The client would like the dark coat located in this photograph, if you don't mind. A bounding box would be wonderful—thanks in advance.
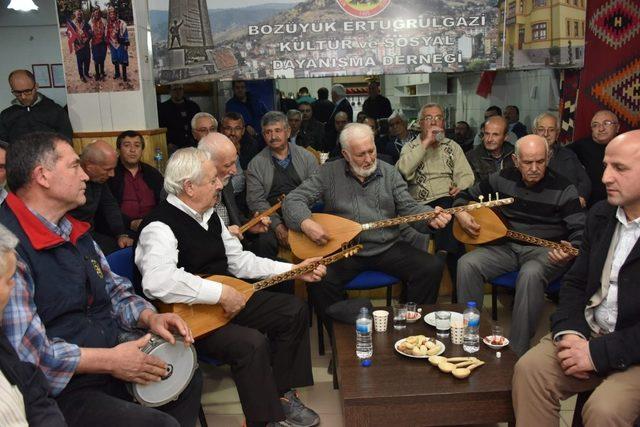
[69,180,125,237]
[511,121,528,138]
[551,201,640,375]
[221,182,246,227]
[107,161,164,227]
[465,143,515,182]
[0,95,73,144]
[311,99,334,124]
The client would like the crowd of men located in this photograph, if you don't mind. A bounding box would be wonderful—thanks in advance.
[0,67,637,427]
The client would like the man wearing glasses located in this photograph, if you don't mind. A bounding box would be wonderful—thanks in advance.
[568,110,620,207]
[0,70,72,144]
[534,112,591,208]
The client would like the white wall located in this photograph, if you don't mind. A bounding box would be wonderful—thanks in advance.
[0,0,67,108]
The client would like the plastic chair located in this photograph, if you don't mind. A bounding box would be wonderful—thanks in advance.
[106,247,209,427]
[490,271,563,321]
[314,271,399,356]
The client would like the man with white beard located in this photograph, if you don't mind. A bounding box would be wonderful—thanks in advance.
[0,140,7,204]
[283,123,452,332]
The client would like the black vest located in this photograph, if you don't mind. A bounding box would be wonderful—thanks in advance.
[268,159,302,205]
[139,200,228,276]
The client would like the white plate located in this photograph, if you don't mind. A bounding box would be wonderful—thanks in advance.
[483,335,509,350]
[394,338,445,359]
[424,311,463,327]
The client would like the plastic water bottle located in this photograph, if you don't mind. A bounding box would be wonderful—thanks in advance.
[355,307,373,359]
[154,147,164,172]
[463,301,480,353]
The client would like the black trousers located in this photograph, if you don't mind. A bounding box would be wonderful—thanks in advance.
[309,241,445,332]
[195,291,313,423]
[55,370,203,427]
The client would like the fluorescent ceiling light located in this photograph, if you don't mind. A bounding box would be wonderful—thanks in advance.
[7,0,39,12]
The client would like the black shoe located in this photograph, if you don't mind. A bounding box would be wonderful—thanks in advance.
[280,391,320,427]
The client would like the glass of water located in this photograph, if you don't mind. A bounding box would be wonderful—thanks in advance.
[393,303,407,330]
[435,311,451,339]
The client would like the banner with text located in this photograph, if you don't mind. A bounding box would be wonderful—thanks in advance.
[150,0,500,83]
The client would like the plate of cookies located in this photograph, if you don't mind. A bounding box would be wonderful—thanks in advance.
[394,335,445,358]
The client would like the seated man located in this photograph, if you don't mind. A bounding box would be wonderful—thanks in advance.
[533,112,591,207]
[383,110,417,163]
[246,111,319,249]
[324,111,349,156]
[465,116,514,182]
[0,132,201,426]
[198,133,278,261]
[0,223,66,426]
[455,135,585,356]
[283,123,451,331]
[135,147,326,427]
[189,112,217,148]
[108,130,164,236]
[0,140,7,204]
[70,140,133,255]
[513,130,640,426]
[297,101,324,151]
[286,109,305,147]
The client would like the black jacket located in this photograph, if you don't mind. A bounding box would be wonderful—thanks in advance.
[107,161,164,228]
[0,94,73,144]
[69,180,125,237]
[221,182,246,227]
[551,201,640,375]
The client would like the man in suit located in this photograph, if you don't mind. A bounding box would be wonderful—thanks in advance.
[513,130,640,425]
[504,105,528,138]
[323,84,353,153]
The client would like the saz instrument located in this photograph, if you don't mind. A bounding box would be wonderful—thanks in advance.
[156,244,362,339]
[288,197,514,259]
[452,206,579,256]
[238,196,283,234]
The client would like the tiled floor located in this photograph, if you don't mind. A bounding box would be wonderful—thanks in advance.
[200,291,577,426]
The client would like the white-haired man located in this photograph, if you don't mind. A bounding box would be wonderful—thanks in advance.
[0,132,201,426]
[136,147,326,427]
[190,112,217,144]
[455,135,586,356]
[283,123,451,333]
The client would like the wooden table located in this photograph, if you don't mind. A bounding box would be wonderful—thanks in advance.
[333,304,517,426]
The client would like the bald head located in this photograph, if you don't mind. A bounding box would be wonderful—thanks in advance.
[9,69,38,107]
[603,130,640,218]
[513,135,549,187]
[198,132,238,184]
[81,140,118,183]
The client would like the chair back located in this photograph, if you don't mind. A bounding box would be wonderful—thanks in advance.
[106,247,142,295]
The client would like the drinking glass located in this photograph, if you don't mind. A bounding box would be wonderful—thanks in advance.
[393,304,407,330]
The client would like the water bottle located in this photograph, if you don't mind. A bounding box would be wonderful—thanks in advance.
[355,307,373,359]
[154,147,164,172]
[463,301,480,353]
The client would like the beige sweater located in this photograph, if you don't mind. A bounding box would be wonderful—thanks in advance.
[396,135,474,203]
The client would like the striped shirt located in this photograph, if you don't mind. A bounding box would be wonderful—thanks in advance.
[454,167,585,246]
[1,208,154,396]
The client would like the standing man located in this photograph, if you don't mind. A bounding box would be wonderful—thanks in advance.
[568,110,620,207]
[362,80,392,121]
[397,103,474,289]
[136,147,325,427]
[108,131,164,236]
[168,19,183,48]
[0,140,8,205]
[89,7,107,81]
[455,135,585,356]
[67,9,91,83]
[465,116,514,182]
[225,80,269,137]
[312,87,334,124]
[0,132,202,426]
[106,6,129,81]
[504,105,528,138]
[283,123,450,331]
[513,130,640,426]
[246,112,319,249]
[70,140,134,254]
[534,112,591,207]
[297,102,325,151]
[0,70,73,144]
[158,84,201,152]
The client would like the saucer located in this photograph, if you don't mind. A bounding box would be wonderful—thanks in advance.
[405,312,422,323]
[483,335,509,350]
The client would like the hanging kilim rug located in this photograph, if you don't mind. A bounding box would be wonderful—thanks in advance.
[574,0,640,141]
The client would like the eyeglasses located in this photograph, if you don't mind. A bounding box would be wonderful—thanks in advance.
[11,86,35,97]
[591,120,618,129]
[419,115,444,123]
[195,127,216,133]
[535,127,557,134]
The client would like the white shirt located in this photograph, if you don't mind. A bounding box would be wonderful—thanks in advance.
[594,207,640,333]
[0,371,28,426]
[135,194,292,305]
[0,188,7,205]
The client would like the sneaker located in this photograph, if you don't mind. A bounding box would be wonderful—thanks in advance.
[280,390,320,427]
